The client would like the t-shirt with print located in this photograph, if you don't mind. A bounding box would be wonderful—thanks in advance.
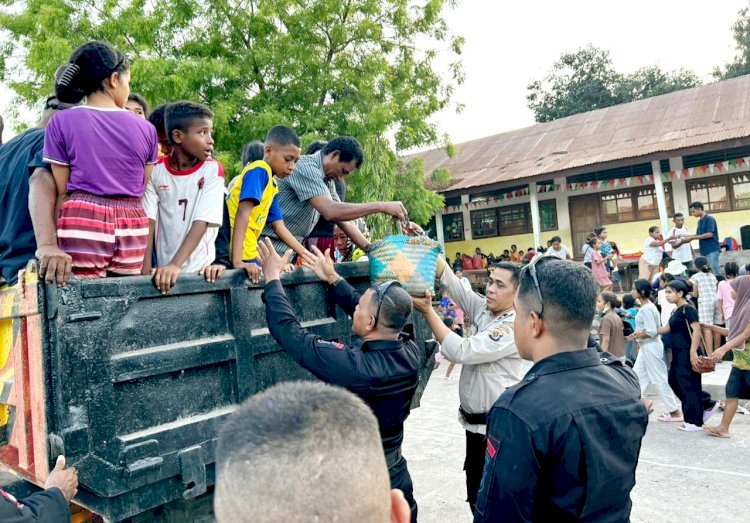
[0,128,50,285]
[696,214,720,255]
[142,157,225,272]
[226,160,283,261]
[262,152,340,254]
[733,339,750,371]
[43,106,158,198]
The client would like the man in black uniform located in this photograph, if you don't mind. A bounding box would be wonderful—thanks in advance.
[257,239,421,521]
[475,256,648,522]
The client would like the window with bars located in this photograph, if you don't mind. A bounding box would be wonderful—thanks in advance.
[599,184,674,224]
[470,209,499,238]
[687,173,750,212]
[539,200,558,231]
[442,213,465,242]
[498,204,531,235]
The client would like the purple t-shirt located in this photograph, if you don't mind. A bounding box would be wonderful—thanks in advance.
[43,106,158,198]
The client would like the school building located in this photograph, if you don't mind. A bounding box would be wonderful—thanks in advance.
[418,74,750,259]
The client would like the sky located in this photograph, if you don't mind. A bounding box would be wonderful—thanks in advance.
[428,0,750,145]
[0,1,748,145]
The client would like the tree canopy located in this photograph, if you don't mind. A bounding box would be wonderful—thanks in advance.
[714,7,750,80]
[527,45,701,123]
[0,0,463,233]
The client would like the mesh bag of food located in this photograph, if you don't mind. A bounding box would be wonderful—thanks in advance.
[368,235,442,296]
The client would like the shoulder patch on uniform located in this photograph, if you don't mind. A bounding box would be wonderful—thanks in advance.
[319,340,346,350]
[488,325,512,341]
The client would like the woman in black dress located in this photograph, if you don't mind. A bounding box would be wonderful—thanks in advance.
[657,280,719,432]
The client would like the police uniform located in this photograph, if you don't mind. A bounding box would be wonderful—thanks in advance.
[474,349,649,522]
[439,268,525,512]
[263,278,421,521]
[0,488,70,522]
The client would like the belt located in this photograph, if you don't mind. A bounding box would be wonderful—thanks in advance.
[459,406,487,426]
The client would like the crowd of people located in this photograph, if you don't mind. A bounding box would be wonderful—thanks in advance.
[0,39,413,294]
[1,38,749,523]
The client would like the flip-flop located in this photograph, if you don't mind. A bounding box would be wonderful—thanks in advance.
[657,413,683,422]
[704,426,730,438]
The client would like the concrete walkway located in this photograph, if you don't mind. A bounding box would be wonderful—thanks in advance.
[403,361,750,523]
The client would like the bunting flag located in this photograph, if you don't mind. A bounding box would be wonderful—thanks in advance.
[556,184,562,192]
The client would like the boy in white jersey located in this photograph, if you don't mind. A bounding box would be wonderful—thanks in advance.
[142,101,225,294]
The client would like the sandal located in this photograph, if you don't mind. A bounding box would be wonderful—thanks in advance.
[657,413,683,422]
[704,425,730,438]
[642,399,654,414]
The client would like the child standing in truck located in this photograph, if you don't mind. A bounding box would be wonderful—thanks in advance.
[141,102,225,294]
[43,41,158,278]
[227,126,311,282]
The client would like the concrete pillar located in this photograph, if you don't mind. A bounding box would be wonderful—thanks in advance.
[651,160,670,235]
[669,156,690,213]
[529,182,542,250]
[435,212,445,245]
[461,194,472,240]
[554,176,571,246]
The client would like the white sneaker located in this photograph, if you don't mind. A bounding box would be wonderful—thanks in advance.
[678,422,704,432]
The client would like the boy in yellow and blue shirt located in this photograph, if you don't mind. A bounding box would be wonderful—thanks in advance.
[227,126,310,281]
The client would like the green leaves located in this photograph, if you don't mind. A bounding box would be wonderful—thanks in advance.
[0,0,461,223]
[714,7,750,80]
[527,45,701,123]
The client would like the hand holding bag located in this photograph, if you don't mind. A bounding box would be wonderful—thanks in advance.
[685,314,715,374]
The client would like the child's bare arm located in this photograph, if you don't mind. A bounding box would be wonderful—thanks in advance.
[141,220,155,275]
[50,164,70,217]
[271,220,313,262]
[232,200,254,268]
[153,221,209,294]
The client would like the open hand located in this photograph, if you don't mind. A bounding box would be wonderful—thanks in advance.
[199,264,225,283]
[411,290,434,315]
[302,246,339,284]
[45,455,78,502]
[257,238,293,281]
[36,244,72,287]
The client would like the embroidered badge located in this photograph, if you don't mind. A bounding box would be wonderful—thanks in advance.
[487,325,511,341]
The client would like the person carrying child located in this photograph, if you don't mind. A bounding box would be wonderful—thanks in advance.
[141,101,225,294]
[227,126,312,282]
[43,41,158,279]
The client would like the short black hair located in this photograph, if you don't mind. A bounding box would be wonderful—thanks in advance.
[518,258,597,334]
[323,136,364,168]
[689,201,704,210]
[241,140,265,165]
[165,101,213,145]
[550,236,561,243]
[622,294,636,309]
[442,316,454,328]
[148,104,167,134]
[489,261,522,288]
[305,140,328,155]
[368,283,412,331]
[648,225,659,234]
[594,226,606,236]
[127,93,151,117]
[265,125,300,147]
[55,40,129,103]
[673,212,684,219]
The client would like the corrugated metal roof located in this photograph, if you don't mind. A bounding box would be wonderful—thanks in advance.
[414,75,750,193]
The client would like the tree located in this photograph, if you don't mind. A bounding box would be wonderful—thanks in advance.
[527,45,701,123]
[714,7,750,80]
[0,0,463,234]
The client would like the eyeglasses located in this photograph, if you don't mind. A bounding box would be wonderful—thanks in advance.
[373,280,402,327]
[521,255,554,317]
